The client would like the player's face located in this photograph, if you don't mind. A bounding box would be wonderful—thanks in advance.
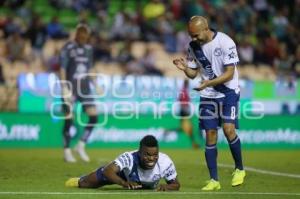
[188,26,209,45]
[139,146,159,170]
[76,29,89,45]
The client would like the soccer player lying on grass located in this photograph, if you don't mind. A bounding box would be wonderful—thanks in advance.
[65,135,180,191]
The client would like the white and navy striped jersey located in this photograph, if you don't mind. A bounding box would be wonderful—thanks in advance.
[113,150,177,189]
[187,31,240,98]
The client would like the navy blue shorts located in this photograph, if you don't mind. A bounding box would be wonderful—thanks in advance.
[199,91,239,131]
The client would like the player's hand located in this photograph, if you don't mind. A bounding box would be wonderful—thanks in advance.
[193,80,211,91]
[156,184,169,191]
[173,58,187,71]
[123,181,142,190]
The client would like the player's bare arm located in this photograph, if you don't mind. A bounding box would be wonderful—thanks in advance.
[157,178,180,191]
[103,162,142,190]
[173,58,198,79]
[194,65,235,91]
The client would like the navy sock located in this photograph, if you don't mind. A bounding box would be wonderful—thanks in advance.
[205,144,218,180]
[228,136,243,170]
[81,116,97,142]
[63,119,72,148]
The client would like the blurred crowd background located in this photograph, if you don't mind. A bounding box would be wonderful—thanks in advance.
[0,0,299,111]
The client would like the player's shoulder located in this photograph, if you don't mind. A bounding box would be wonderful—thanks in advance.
[158,152,174,166]
[216,32,236,45]
[118,150,138,162]
[114,150,137,170]
[119,150,136,158]
[216,31,231,40]
[61,41,76,51]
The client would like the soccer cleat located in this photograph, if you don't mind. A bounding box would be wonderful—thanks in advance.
[64,148,77,163]
[65,178,80,187]
[74,141,90,162]
[201,179,221,191]
[231,169,246,186]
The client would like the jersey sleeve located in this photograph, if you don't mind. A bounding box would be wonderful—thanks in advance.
[222,36,239,67]
[186,46,198,69]
[113,152,133,171]
[161,155,177,182]
[59,43,70,70]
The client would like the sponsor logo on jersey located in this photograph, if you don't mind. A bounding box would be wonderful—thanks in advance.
[214,48,222,56]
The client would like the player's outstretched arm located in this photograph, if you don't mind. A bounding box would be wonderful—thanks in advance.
[157,178,180,191]
[173,58,198,79]
[103,163,142,190]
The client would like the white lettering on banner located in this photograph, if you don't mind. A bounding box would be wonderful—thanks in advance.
[0,121,40,141]
[206,128,300,144]
[88,128,177,143]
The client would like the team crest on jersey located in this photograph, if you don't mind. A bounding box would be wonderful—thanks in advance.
[70,49,76,57]
[77,48,84,54]
[214,48,222,56]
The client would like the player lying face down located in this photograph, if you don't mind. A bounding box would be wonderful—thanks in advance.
[65,135,180,191]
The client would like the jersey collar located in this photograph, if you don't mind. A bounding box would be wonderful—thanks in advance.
[211,28,218,40]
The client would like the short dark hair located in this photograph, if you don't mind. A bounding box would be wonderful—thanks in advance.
[139,135,158,148]
[76,23,90,34]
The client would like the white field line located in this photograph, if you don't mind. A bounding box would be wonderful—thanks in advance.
[218,163,300,179]
[0,191,299,196]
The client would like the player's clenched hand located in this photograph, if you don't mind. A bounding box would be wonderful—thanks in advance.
[173,58,187,71]
[123,181,142,190]
[193,80,211,91]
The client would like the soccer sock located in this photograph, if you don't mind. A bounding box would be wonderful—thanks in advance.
[228,135,244,170]
[205,144,218,181]
[63,119,72,148]
[81,116,97,142]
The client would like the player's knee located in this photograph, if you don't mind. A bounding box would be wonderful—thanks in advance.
[86,106,97,116]
[206,130,217,145]
[223,124,236,139]
[78,177,98,188]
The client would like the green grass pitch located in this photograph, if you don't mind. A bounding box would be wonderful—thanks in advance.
[0,149,299,199]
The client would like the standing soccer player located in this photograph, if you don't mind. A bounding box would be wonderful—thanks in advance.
[173,16,245,190]
[59,24,98,163]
